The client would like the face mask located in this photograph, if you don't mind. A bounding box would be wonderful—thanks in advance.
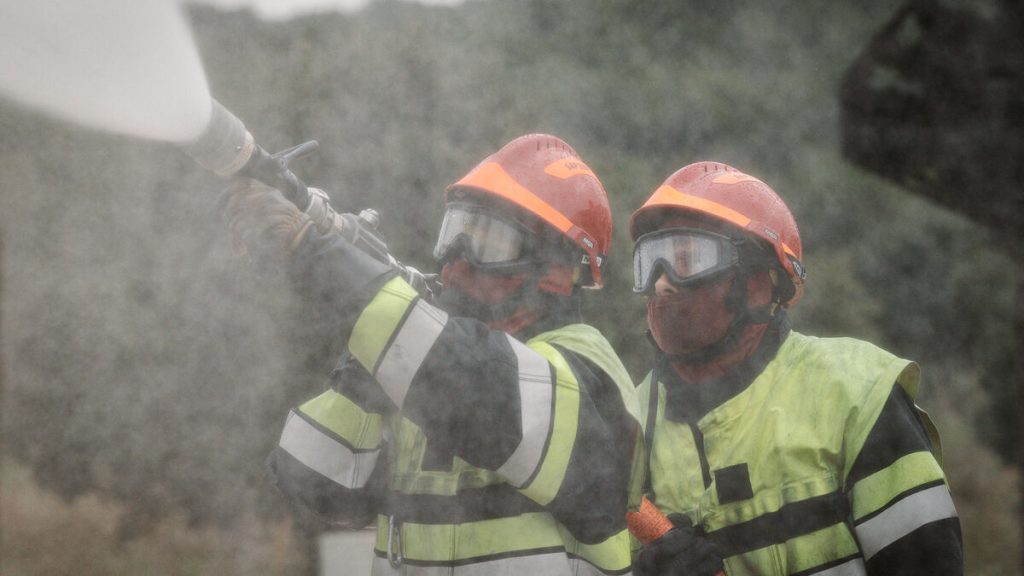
[647,273,737,356]
[438,259,526,322]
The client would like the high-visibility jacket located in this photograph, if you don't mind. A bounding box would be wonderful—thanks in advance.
[269,276,643,575]
[638,322,962,575]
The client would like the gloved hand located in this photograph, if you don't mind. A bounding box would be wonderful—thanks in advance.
[218,178,315,267]
[635,514,724,576]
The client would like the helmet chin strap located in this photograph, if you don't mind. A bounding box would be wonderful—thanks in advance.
[662,264,776,365]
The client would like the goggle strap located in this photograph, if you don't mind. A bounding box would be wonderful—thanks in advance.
[742,218,803,285]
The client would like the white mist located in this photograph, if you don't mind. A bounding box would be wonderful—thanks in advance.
[0,0,212,143]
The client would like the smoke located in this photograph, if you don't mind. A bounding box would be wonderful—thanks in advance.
[0,0,211,142]
[1,1,1020,573]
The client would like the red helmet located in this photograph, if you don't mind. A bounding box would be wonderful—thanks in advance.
[447,134,612,288]
[630,161,805,306]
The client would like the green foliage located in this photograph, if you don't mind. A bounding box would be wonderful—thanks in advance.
[931,400,1023,575]
[0,0,1019,573]
[1,458,310,575]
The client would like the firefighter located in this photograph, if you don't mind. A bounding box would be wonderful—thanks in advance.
[221,134,643,575]
[629,161,963,575]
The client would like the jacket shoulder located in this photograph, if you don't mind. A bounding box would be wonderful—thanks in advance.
[529,323,640,422]
[777,331,917,399]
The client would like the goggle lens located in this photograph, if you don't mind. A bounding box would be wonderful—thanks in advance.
[433,203,532,267]
[633,228,739,293]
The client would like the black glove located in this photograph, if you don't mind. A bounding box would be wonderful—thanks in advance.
[635,514,724,576]
[218,178,315,268]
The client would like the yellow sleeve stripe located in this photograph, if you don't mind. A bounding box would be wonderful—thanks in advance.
[855,483,957,560]
[850,451,947,521]
[495,335,555,487]
[349,276,420,373]
[518,341,580,506]
[298,389,382,449]
[280,405,382,489]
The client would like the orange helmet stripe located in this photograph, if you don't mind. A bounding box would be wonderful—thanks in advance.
[453,161,576,234]
[644,185,752,228]
[644,185,801,261]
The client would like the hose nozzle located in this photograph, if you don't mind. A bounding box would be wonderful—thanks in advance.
[181,98,316,209]
[181,99,255,177]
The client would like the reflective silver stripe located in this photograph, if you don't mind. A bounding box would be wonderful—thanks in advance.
[808,557,867,576]
[370,552,614,576]
[855,484,958,560]
[375,300,448,408]
[495,335,554,487]
[278,410,380,489]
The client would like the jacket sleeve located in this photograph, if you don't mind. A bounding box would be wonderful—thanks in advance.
[845,385,963,575]
[346,275,638,544]
[265,354,389,530]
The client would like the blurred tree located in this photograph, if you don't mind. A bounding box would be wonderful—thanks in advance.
[841,1,1024,569]
[0,1,1019,573]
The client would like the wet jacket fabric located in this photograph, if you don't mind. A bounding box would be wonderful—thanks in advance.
[638,317,963,575]
[268,264,643,575]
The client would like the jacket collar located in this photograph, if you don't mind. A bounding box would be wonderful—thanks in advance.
[660,313,790,423]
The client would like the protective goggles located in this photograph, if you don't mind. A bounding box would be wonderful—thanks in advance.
[632,227,741,294]
[433,202,541,272]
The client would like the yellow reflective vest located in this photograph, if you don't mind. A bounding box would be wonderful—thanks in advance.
[281,277,642,575]
[638,329,955,575]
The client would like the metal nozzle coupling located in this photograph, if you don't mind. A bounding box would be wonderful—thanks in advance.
[305,188,345,234]
[181,99,256,177]
[357,208,380,229]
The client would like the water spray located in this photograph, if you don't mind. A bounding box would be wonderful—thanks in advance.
[0,0,431,293]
